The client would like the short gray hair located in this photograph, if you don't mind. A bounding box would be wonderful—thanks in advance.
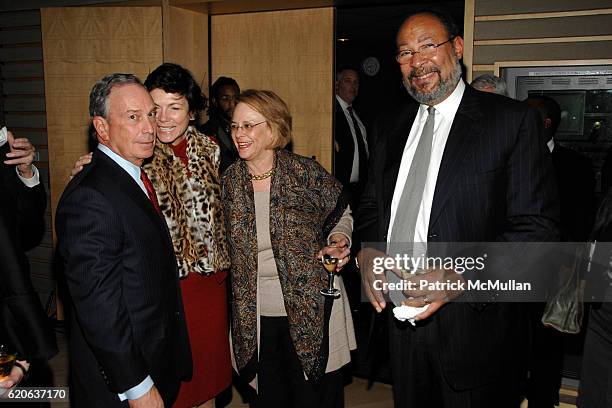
[336,67,358,83]
[470,74,507,96]
[89,73,143,118]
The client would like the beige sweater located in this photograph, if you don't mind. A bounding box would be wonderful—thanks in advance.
[254,191,356,375]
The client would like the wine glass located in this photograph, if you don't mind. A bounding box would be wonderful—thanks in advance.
[0,345,16,381]
[320,254,341,298]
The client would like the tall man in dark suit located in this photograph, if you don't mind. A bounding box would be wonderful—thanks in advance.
[56,74,191,408]
[334,67,369,208]
[356,10,558,408]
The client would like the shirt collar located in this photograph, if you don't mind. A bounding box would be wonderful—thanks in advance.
[547,138,555,153]
[418,79,466,119]
[336,94,351,111]
[97,143,142,181]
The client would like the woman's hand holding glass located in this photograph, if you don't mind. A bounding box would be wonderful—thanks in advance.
[0,359,29,397]
[317,234,350,273]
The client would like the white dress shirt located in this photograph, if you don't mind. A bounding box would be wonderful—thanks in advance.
[97,144,148,197]
[387,80,466,246]
[336,95,368,183]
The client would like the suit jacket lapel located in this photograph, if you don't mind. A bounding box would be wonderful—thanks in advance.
[94,151,168,236]
[428,87,484,230]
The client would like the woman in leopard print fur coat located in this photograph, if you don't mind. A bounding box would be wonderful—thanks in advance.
[72,64,232,408]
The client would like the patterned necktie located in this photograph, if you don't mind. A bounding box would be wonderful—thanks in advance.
[140,169,161,214]
[347,106,368,182]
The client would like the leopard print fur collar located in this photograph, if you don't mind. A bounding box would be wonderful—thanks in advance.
[144,126,230,276]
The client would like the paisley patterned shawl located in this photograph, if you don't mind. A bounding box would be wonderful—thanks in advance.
[144,126,231,277]
[222,149,348,383]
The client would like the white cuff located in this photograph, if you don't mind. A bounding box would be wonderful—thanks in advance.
[117,375,154,401]
[16,165,40,188]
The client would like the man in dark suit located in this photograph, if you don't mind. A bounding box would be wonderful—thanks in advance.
[356,10,558,408]
[56,74,191,408]
[334,67,369,208]
[525,95,595,408]
[527,95,595,242]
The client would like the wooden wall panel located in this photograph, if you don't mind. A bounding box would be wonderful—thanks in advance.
[476,0,612,15]
[475,14,612,40]
[465,0,612,83]
[474,41,612,65]
[162,4,208,89]
[41,6,162,223]
[211,8,334,171]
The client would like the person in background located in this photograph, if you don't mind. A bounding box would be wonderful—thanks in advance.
[199,76,241,173]
[334,67,369,209]
[223,89,356,408]
[577,188,612,408]
[0,130,57,405]
[526,95,595,242]
[524,94,595,408]
[470,73,508,96]
[70,64,233,408]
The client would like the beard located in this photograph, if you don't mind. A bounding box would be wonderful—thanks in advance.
[403,56,462,105]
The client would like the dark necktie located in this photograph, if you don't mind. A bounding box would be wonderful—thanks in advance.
[347,106,368,182]
[140,169,161,214]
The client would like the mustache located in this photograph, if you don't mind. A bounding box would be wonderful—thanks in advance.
[408,67,441,80]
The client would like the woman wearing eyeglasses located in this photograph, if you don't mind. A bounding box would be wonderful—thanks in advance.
[70,63,231,408]
[222,89,356,408]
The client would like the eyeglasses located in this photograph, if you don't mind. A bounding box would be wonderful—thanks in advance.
[230,120,266,133]
[395,37,455,64]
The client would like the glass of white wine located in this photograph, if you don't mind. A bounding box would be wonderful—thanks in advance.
[320,254,341,298]
[0,345,16,381]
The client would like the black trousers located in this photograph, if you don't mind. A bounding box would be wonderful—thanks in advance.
[256,316,344,408]
[388,312,522,408]
[578,301,612,408]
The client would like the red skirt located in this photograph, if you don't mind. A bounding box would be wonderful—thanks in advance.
[174,271,231,407]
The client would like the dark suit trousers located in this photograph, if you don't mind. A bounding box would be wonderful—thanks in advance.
[388,312,522,408]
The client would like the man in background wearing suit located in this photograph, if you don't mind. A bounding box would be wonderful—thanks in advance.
[525,95,595,408]
[334,67,369,208]
[526,95,595,242]
[357,10,558,408]
[56,74,191,408]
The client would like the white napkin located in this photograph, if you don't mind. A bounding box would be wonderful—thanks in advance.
[392,304,429,326]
